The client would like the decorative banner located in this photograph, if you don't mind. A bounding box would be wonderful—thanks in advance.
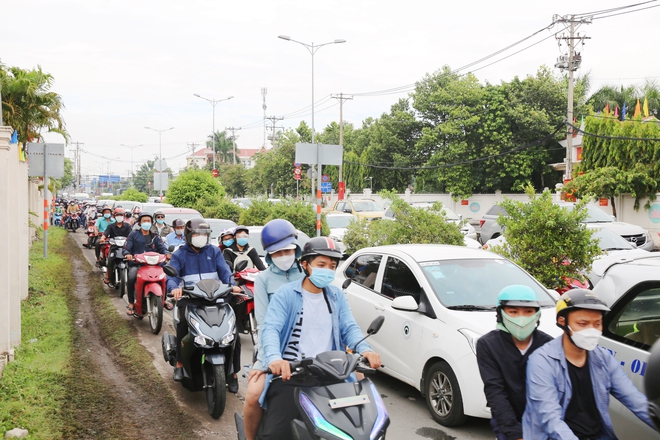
[599,198,609,206]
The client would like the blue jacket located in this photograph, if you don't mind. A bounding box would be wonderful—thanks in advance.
[522,336,653,440]
[166,243,233,292]
[164,231,186,248]
[261,278,372,371]
[252,252,305,371]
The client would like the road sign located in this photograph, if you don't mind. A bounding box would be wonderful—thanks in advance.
[154,159,168,172]
[294,168,301,175]
[321,174,329,182]
[295,143,343,166]
[321,182,332,193]
[26,143,65,178]
[153,172,169,191]
[212,169,218,178]
[294,173,301,181]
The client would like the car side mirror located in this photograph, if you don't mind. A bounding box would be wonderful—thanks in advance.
[342,279,352,290]
[235,260,248,272]
[163,265,178,277]
[367,315,385,335]
[391,295,420,312]
[343,208,352,213]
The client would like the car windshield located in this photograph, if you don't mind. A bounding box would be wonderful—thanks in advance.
[113,201,140,212]
[419,258,555,308]
[326,215,356,229]
[248,229,312,257]
[353,201,382,212]
[206,219,237,237]
[592,228,634,250]
[560,204,614,223]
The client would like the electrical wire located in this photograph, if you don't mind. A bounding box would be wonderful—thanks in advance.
[572,0,657,18]
[592,3,660,19]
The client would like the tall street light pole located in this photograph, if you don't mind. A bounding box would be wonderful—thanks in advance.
[278,35,345,235]
[120,143,143,185]
[193,94,234,171]
[144,126,174,197]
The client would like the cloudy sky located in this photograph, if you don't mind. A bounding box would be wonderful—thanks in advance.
[2,0,658,177]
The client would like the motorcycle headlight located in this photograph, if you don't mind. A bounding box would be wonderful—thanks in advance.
[194,335,213,347]
[189,317,213,341]
[145,255,160,265]
[220,333,235,346]
[299,392,352,440]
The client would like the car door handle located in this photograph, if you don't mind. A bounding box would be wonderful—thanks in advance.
[375,304,385,311]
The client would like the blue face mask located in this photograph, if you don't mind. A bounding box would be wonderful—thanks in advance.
[104,213,111,219]
[141,222,152,231]
[223,239,235,247]
[237,237,249,247]
[156,219,164,225]
[308,267,336,289]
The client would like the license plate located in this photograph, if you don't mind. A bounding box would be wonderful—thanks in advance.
[328,395,370,409]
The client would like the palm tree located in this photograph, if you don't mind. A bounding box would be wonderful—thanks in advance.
[206,130,239,163]
[588,80,660,119]
[1,64,68,143]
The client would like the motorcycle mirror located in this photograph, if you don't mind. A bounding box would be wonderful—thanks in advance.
[163,265,179,277]
[168,245,175,252]
[342,279,352,290]
[234,260,248,272]
[367,315,385,335]
[645,339,660,430]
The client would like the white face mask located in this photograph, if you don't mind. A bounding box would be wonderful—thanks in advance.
[569,326,602,351]
[271,254,296,271]
[115,216,124,223]
[175,228,184,236]
[191,235,208,248]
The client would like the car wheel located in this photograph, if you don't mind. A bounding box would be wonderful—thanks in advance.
[424,361,467,427]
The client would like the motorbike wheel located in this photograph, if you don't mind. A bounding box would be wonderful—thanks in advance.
[206,364,226,419]
[119,268,127,298]
[424,361,467,427]
[249,311,257,346]
[148,294,163,335]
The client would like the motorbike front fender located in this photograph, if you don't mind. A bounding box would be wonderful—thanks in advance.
[205,352,226,365]
[145,282,163,297]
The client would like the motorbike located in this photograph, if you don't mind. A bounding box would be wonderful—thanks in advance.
[53,212,62,226]
[233,260,259,345]
[161,265,238,419]
[106,236,129,296]
[84,217,98,249]
[132,251,168,334]
[67,212,80,232]
[235,312,389,440]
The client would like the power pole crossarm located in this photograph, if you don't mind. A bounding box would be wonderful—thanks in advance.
[225,127,242,165]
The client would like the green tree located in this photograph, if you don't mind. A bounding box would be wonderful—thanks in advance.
[218,163,248,197]
[249,129,302,197]
[0,64,68,143]
[133,159,156,194]
[51,157,74,191]
[166,169,226,208]
[113,188,149,203]
[194,195,243,222]
[491,187,601,290]
[296,121,312,143]
[206,131,237,165]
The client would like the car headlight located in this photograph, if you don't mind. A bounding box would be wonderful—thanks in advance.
[458,328,482,355]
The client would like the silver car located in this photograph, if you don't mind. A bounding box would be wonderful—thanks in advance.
[593,254,660,439]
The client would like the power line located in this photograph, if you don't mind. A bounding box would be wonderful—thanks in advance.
[592,3,660,19]
[572,0,658,18]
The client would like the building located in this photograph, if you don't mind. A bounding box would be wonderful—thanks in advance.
[237,147,266,169]
[186,148,215,169]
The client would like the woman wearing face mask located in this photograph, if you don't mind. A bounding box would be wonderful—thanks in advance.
[523,289,654,439]
[218,227,236,252]
[241,219,304,440]
[123,212,170,317]
[476,286,553,440]
[164,218,186,249]
[222,225,266,272]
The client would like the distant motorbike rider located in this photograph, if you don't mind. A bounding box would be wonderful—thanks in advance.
[102,208,133,285]
[152,210,172,237]
[95,206,115,266]
[222,225,266,271]
[129,207,142,228]
[218,227,235,252]
[123,212,170,317]
[64,199,80,229]
[167,218,241,388]
[164,218,186,248]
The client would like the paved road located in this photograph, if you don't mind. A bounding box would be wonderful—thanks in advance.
[71,229,494,439]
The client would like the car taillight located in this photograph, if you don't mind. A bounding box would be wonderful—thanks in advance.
[479,220,485,228]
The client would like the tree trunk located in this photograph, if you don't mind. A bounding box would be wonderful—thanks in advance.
[610,196,617,218]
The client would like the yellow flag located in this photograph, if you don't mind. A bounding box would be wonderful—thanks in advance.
[634,98,641,118]
[643,97,649,118]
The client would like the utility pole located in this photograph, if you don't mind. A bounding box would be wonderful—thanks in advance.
[554,14,590,182]
[264,116,284,147]
[70,141,84,190]
[331,93,353,197]
[261,87,268,148]
[225,127,242,165]
[187,142,199,168]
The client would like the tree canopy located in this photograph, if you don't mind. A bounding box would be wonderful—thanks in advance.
[165,169,225,208]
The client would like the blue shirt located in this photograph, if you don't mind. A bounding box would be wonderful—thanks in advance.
[96,217,115,233]
[166,243,233,292]
[164,231,186,248]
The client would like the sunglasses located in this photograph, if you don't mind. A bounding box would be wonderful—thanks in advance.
[155,216,165,219]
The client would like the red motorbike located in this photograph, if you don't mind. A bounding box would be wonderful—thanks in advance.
[233,260,259,345]
[84,217,98,249]
[67,212,80,232]
[133,252,168,334]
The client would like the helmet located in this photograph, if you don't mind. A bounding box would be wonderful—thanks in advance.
[496,285,540,323]
[171,218,185,228]
[301,237,342,261]
[220,227,236,238]
[184,218,212,247]
[645,340,660,430]
[113,207,126,216]
[556,288,610,320]
[261,219,298,253]
[154,209,165,218]
[234,225,249,236]
[132,206,141,214]
[137,212,153,223]
[101,206,112,214]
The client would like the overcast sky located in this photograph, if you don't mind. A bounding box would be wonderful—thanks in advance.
[2,0,658,177]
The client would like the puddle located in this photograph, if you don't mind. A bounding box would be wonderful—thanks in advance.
[415,427,457,440]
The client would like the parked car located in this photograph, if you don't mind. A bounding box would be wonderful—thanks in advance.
[326,212,356,256]
[334,244,561,426]
[137,202,174,216]
[479,202,655,251]
[246,226,312,266]
[96,199,114,208]
[153,207,202,227]
[205,218,238,247]
[592,254,660,439]
[383,202,477,240]
[333,199,384,221]
[111,200,142,214]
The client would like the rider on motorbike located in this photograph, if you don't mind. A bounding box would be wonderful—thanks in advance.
[167,218,241,387]
[152,210,173,237]
[123,212,170,317]
[219,227,235,252]
[222,226,266,271]
[102,208,133,285]
[164,218,186,248]
[95,206,115,266]
[259,236,382,440]
[243,219,304,440]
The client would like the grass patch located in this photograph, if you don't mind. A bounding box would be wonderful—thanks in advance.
[0,227,74,439]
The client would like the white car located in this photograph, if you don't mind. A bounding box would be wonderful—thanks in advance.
[325,212,356,256]
[593,254,660,439]
[383,203,477,240]
[334,244,561,426]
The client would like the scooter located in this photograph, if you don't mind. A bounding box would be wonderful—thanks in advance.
[67,212,80,232]
[133,251,168,334]
[107,236,128,297]
[234,312,389,440]
[233,260,259,345]
[84,217,98,249]
[161,265,238,419]
[53,212,62,226]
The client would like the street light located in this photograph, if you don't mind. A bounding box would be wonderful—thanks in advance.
[365,176,373,191]
[193,94,234,171]
[144,126,174,197]
[120,144,143,185]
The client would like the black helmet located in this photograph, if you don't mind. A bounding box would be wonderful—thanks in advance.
[171,218,185,228]
[137,212,153,223]
[556,288,610,334]
[645,340,660,430]
[184,218,212,247]
[301,237,342,261]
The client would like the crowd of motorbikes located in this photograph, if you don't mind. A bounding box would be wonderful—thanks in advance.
[59,198,390,438]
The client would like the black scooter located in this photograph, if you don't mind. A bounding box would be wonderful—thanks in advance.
[161,265,238,419]
[235,312,390,440]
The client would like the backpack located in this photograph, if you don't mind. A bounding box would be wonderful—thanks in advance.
[230,248,255,271]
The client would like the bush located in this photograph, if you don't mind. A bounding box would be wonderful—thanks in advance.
[237,199,329,236]
[165,169,225,208]
[113,188,148,203]
[194,195,243,223]
[238,199,274,226]
[490,186,602,290]
[342,195,464,254]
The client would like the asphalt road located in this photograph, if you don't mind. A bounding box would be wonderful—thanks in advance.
[71,228,494,439]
